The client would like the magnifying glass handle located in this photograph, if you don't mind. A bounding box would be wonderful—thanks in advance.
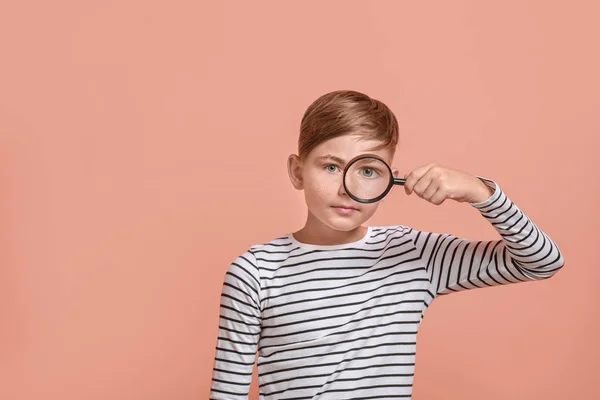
[393,178,406,186]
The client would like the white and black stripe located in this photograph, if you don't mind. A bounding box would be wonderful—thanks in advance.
[210,178,565,399]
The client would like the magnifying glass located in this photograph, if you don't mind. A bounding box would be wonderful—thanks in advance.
[342,154,406,204]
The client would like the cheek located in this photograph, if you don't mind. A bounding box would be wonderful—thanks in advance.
[304,175,336,204]
[349,203,380,223]
[305,182,328,203]
[362,203,380,216]
[311,182,329,195]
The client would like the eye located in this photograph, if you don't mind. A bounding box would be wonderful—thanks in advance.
[325,164,339,173]
[360,167,380,178]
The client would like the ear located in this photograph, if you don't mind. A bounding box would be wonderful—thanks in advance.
[287,154,304,190]
[380,167,400,203]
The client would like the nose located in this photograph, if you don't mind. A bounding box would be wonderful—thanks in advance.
[337,177,348,197]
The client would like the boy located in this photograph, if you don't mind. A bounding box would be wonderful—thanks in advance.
[209,90,565,399]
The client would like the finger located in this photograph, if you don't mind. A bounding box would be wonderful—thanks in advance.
[430,188,447,205]
[404,163,436,195]
[421,179,439,201]
[412,171,435,198]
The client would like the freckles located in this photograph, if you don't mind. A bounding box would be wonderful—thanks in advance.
[305,170,338,197]
[313,182,327,194]
[306,177,328,194]
[306,182,334,208]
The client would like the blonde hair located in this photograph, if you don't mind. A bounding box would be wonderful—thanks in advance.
[298,90,399,160]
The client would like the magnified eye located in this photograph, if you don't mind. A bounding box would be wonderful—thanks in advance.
[360,167,380,178]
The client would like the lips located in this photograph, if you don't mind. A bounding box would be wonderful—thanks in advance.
[333,205,359,211]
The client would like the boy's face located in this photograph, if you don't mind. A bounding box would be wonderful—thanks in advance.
[288,133,398,232]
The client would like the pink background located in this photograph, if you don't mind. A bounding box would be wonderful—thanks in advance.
[1,1,598,399]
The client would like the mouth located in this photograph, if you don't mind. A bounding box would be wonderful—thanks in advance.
[332,205,360,211]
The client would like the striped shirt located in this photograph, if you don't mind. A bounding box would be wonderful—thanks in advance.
[209,178,565,399]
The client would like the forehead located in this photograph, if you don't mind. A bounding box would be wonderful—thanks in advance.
[307,134,394,164]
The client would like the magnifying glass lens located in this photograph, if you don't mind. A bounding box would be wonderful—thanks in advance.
[344,158,391,202]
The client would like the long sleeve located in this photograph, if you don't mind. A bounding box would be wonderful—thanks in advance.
[411,177,565,297]
[210,250,262,400]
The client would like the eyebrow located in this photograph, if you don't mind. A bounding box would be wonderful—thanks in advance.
[315,154,347,164]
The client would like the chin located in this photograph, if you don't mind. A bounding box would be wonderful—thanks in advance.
[324,216,363,232]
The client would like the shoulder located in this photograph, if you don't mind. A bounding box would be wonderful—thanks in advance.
[363,225,419,251]
[369,224,415,240]
[228,233,296,274]
[248,232,296,255]
[368,224,443,249]
[247,233,298,265]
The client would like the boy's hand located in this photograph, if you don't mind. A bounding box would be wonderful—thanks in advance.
[403,163,494,205]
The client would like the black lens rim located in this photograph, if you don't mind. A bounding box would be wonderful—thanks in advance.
[342,154,393,204]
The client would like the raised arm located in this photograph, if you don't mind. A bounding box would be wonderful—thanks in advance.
[411,177,564,296]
